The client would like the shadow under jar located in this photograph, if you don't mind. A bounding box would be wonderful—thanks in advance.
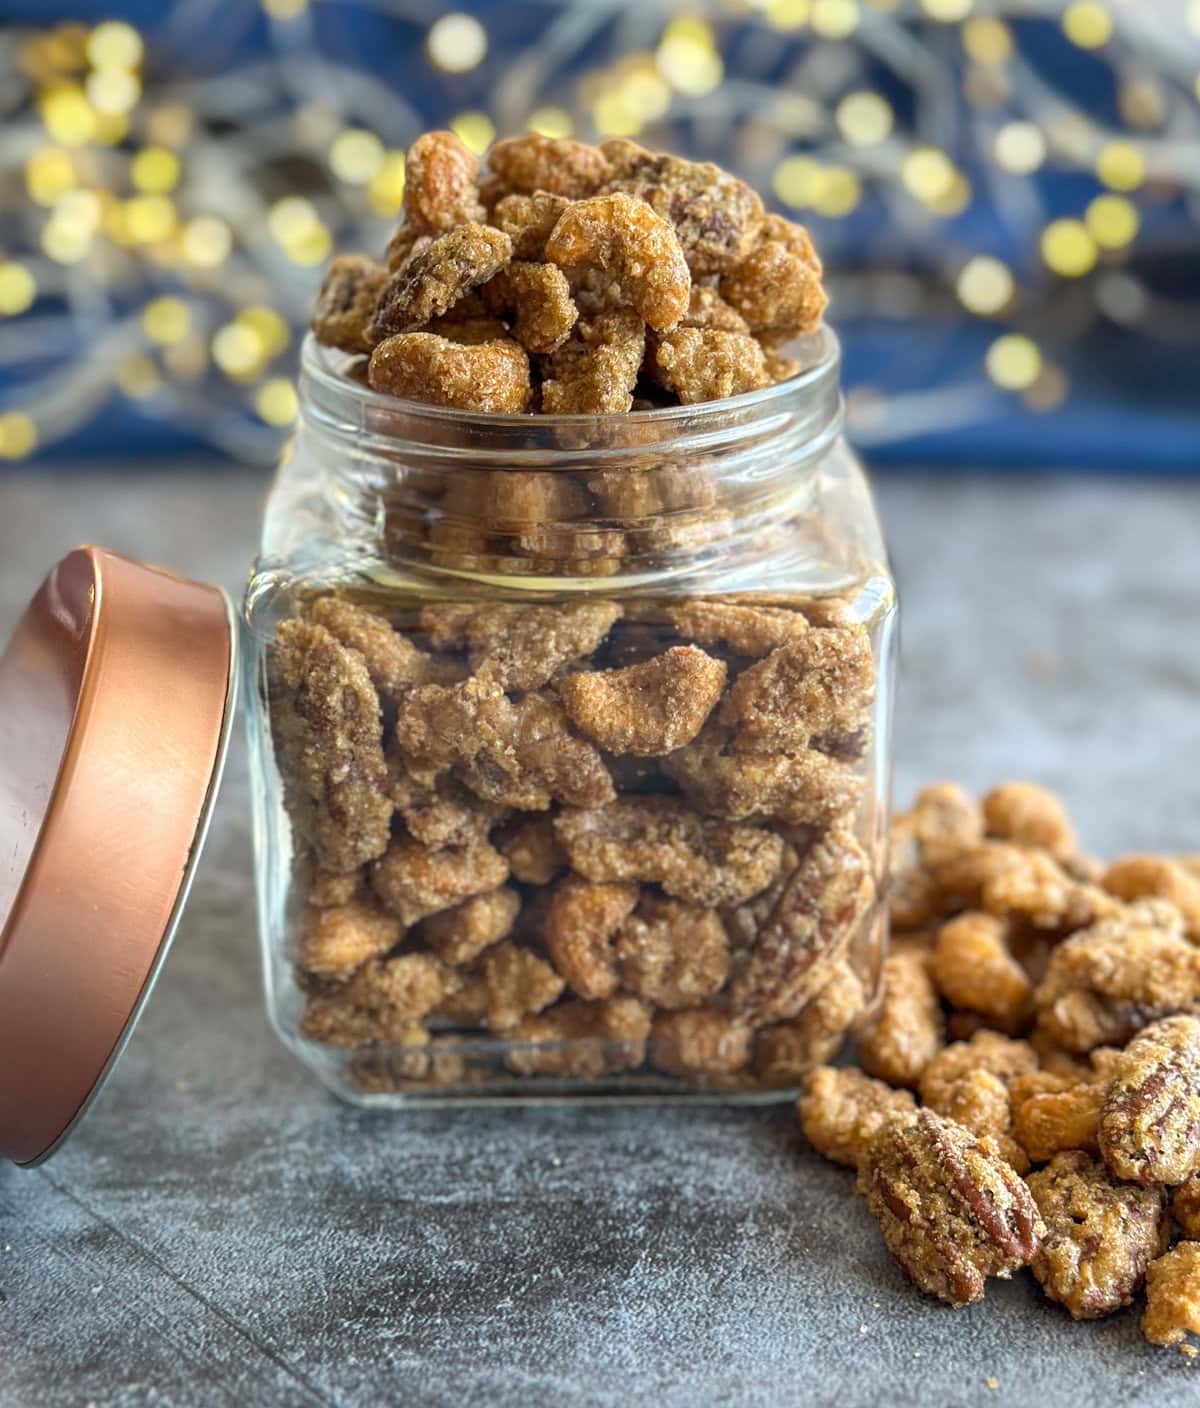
[243,329,897,1104]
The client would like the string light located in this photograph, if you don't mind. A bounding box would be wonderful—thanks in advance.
[956,256,1014,315]
[256,378,299,426]
[766,0,811,28]
[142,296,191,344]
[810,0,860,39]
[1086,193,1139,249]
[656,19,724,96]
[993,121,1046,173]
[835,91,893,145]
[1040,218,1098,278]
[131,146,181,194]
[0,413,38,460]
[1095,141,1144,191]
[1062,2,1114,49]
[212,322,267,379]
[181,216,233,267]
[451,112,496,156]
[923,0,973,22]
[0,264,37,316]
[427,14,487,74]
[961,17,1011,64]
[902,147,957,205]
[986,334,1042,390]
[367,152,407,215]
[85,21,143,71]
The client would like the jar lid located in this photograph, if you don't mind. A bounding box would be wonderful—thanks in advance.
[0,547,237,1166]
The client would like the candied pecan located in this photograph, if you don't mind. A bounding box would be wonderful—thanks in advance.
[297,899,402,980]
[418,886,521,966]
[482,261,578,353]
[1104,856,1200,940]
[311,254,387,354]
[370,223,512,338]
[420,599,621,691]
[497,814,567,885]
[544,875,639,1000]
[555,797,783,908]
[491,191,572,260]
[309,868,361,908]
[679,285,750,333]
[540,310,646,414]
[403,129,486,233]
[367,332,531,414]
[729,828,872,1025]
[545,193,690,333]
[798,1065,916,1169]
[661,723,862,827]
[651,1007,752,1078]
[370,835,509,925]
[1028,1150,1168,1320]
[1173,1178,1200,1238]
[269,620,393,873]
[487,135,610,199]
[557,646,725,756]
[1099,1015,1200,1185]
[481,942,564,1032]
[1143,1242,1200,1346]
[615,894,730,1010]
[717,214,824,342]
[309,597,437,699]
[504,995,651,1077]
[753,963,864,1086]
[857,948,944,1090]
[390,772,506,850]
[601,140,764,276]
[922,1067,1029,1174]
[982,781,1077,858]
[912,782,984,863]
[919,1032,1039,1110]
[933,911,1031,1030]
[718,625,874,756]
[650,328,770,405]
[858,1109,1044,1308]
[1013,1081,1106,1164]
[666,598,808,657]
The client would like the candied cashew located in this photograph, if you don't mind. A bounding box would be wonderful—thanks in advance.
[418,886,521,966]
[482,942,565,1032]
[311,254,388,354]
[491,192,571,260]
[487,135,610,199]
[309,868,361,908]
[982,781,1076,857]
[544,875,640,1000]
[857,948,944,1090]
[309,597,437,699]
[912,782,984,862]
[651,1007,752,1078]
[370,835,509,925]
[368,333,530,414]
[650,328,770,405]
[301,953,446,1047]
[1012,1080,1106,1164]
[482,261,578,353]
[718,214,825,343]
[753,963,865,1086]
[545,193,691,333]
[918,1031,1038,1110]
[982,849,1120,932]
[369,223,513,339]
[390,772,506,850]
[1104,856,1200,940]
[497,815,566,885]
[798,1065,916,1169]
[666,598,808,657]
[933,911,1031,1030]
[540,310,646,415]
[403,130,486,233]
[1143,1242,1200,1347]
[557,646,726,756]
[269,620,393,873]
[504,995,651,1077]
[679,285,750,333]
[297,899,402,979]
[615,894,730,1010]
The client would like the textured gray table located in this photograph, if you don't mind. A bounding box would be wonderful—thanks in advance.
[2,468,1200,1407]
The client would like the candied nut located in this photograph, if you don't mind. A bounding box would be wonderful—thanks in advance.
[1099,1015,1200,1185]
[504,995,651,1077]
[601,140,764,276]
[369,224,513,339]
[487,134,610,199]
[753,963,865,1087]
[932,840,1026,906]
[432,967,489,1026]
[933,912,1031,1029]
[540,310,646,415]
[798,1065,916,1169]
[558,646,726,756]
[482,261,578,353]
[367,333,531,414]
[857,1108,1044,1308]
[497,815,566,885]
[311,254,387,354]
[729,828,872,1025]
[544,875,639,1000]
[1172,1178,1200,1238]
[667,598,808,657]
[297,899,402,980]
[718,214,825,342]
[491,191,571,260]
[309,868,361,907]
[390,772,506,850]
[309,597,438,699]
[912,782,984,863]
[1028,1150,1168,1320]
[889,862,944,933]
[982,782,1077,858]
[982,849,1120,932]
[418,886,521,966]
[719,625,874,756]
[481,942,564,1032]
[857,949,944,1090]
[301,953,446,1047]
[403,129,486,233]
[555,796,783,908]
[650,328,770,405]
[661,723,862,827]
[615,894,730,1010]
[370,835,509,925]
[919,1032,1038,1110]
[1143,1242,1200,1346]
[349,1038,473,1091]
[269,620,393,873]
[765,349,801,383]
[1013,1081,1106,1164]
[545,193,691,333]
[425,314,512,346]
[384,223,428,273]
[922,1067,1029,1174]
[421,599,621,691]
[1104,856,1200,940]
[651,1007,752,1078]
[300,996,426,1051]
[679,285,750,333]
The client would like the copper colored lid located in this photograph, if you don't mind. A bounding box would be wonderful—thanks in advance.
[0,547,236,1166]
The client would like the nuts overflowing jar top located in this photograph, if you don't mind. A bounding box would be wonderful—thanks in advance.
[310,131,827,415]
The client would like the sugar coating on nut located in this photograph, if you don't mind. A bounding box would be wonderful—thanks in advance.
[504,996,651,1078]
[798,1065,916,1169]
[540,310,647,414]
[1099,1015,1200,1186]
[933,911,1031,1029]
[1013,1080,1106,1164]
[651,1007,752,1078]
[482,262,578,354]
[857,948,944,1090]
[390,773,506,851]
[982,781,1077,858]
[418,886,521,966]
[309,597,439,699]
[1142,1242,1200,1347]
[370,835,509,926]
[368,332,530,413]
[497,815,567,885]
[544,875,639,1000]
[481,942,565,1032]
[718,214,826,345]
[297,899,402,979]
[615,895,730,1011]
[370,223,513,339]
[1104,856,1200,940]
[403,130,486,234]
[491,192,572,260]
[667,598,808,657]
[650,328,770,405]
[752,963,864,1087]
[487,135,610,199]
[918,1031,1039,1111]
[311,254,388,354]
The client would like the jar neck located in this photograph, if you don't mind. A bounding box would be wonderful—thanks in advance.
[295,331,844,580]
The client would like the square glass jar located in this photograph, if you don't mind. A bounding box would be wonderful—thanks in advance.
[243,330,897,1104]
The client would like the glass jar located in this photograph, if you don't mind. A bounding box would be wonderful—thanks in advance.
[243,329,897,1104]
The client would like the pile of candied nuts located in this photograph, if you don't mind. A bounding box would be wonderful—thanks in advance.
[271,591,880,1089]
[309,130,826,413]
[798,778,1200,1352]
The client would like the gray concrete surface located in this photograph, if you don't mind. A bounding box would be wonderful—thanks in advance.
[1,467,1199,1407]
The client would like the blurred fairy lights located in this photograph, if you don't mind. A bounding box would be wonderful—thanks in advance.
[0,2,1196,462]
